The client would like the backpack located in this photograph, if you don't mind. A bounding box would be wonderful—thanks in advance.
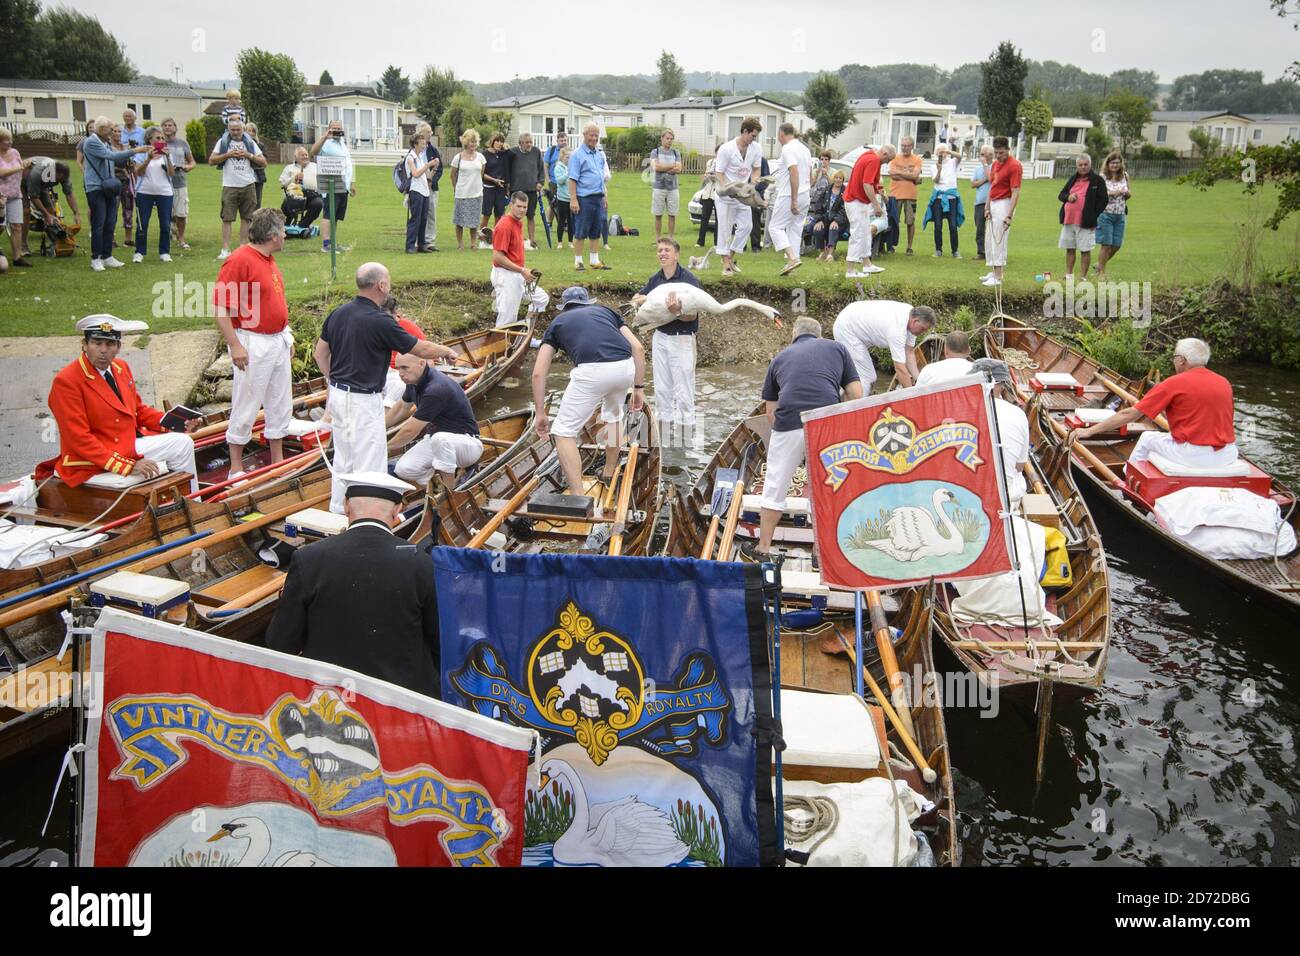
[393,154,412,194]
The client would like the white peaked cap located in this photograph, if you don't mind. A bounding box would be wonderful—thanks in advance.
[341,471,416,503]
[76,314,150,337]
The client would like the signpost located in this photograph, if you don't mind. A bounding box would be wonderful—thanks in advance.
[316,153,346,281]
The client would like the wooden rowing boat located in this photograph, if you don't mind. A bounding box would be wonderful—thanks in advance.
[663,407,957,865]
[427,406,662,556]
[0,317,535,596]
[0,406,537,766]
[985,317,1300,621]
[931,404,1111,704]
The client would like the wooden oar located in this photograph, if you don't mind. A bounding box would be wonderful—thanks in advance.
[467,477,539,549]
[867,590,916,740]
[1021,460,1047,497]
[835,628,937,783]
[208,573,287,615]
[1046,415,1125,488]
[1096,374,1168,430]
[0,490,329,630]
[607,443,640,557]
[715,477,747,560]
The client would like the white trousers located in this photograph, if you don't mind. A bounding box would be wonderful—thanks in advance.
[553,358,635,439]
[831,320,878,390]
[762,428,805,512]
[714,196,751,257]
[383,367,407,407]
[425,193,437,246]
[325,386,387,513]
[652,331,697,427]
[767,192,810,255]
[226,328,294,446]
[136,433,199,493]
[1131,432,1240,469]
[987,198,1012,267]
[395,431,484,485]
[490,266,549,327]
[845,199,876,264]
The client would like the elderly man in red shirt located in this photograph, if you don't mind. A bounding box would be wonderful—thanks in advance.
[1072,338,1238,470]
[490,190,549,327]
[844,143,896,278]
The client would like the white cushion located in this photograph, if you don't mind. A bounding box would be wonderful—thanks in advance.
[287,507,348,536]
[1072,407,1117,424]
[781,690,882,769]
[781,570,830,597]
[1148,451,1251,478]
[1034,372,1081,388]
[91,571,190,605]
[83,464,168,489]
[742,493,809,515]
[282,418,331,437]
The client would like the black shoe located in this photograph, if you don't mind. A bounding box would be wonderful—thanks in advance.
[418,248,434,253]
[12,258,32,267]
[738,540,771,563]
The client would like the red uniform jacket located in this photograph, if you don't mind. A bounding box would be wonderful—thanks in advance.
[40,354,166,486]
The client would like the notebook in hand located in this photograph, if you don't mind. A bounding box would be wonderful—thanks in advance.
[160,404,203,432]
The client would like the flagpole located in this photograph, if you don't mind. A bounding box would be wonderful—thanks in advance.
[854,590,864,700]
[765,557,786,865]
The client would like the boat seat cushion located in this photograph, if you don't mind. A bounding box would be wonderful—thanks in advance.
[91,570,190,605]
[84,465,167,489]
[781,689,883,769]
[741,493,809,516]
[1148,451,1251,478]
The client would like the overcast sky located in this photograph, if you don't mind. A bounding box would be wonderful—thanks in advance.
[73,0,1299,86]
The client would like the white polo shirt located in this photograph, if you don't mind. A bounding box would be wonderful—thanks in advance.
[833,300,915,364]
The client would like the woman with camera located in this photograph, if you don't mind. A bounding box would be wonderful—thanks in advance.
[132,127,175,262]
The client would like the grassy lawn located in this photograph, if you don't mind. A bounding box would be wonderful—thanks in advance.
[2,161,1297,337]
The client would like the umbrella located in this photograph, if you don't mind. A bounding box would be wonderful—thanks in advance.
[539,188,554,248]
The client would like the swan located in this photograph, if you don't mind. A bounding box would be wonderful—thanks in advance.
[859,488,966,563]
[625,282,782,332]
[207,817,337,867]
[540,757,689,868]
[716,175,776,209]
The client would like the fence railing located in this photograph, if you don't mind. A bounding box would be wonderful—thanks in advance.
[1050,157,1205,179]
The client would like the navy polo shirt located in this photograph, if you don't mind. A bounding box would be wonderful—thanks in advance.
[321,297,419,393]
[761,334,859,432]
[541,305,632,365]
[639,265,701,335]
[403,367,480,437]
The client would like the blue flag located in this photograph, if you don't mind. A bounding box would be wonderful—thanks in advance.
[433,549,776,867]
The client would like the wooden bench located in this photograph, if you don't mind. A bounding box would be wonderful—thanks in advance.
[37,470,190,522]
[190,563,282,607]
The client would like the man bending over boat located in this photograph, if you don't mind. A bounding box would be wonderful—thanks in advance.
[385,353,484,489]
[532,286,645,511]
[748,316,863,560]
[41,315,200,492]
[1071,338,1237,470]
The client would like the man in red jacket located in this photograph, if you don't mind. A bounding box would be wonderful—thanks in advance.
[44,315,200,491]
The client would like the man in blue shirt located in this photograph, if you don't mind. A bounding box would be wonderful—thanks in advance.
[565,122,611,272]
[754,317,862,556]
[532,287,645,505]
[385,353,483,489]
[969,144,993,260]
[630,237,701,447]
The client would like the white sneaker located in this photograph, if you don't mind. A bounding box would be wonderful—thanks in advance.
[103,256,125,268]
[863,264,885,274]
[981,275,1002,286]
[980,271,994,280]
[160,253,173,263]
[90,259,105,272]
[217,248,231,260]
[132,253,144,263]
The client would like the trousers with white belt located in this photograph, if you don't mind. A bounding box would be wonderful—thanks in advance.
[325,385,387,513]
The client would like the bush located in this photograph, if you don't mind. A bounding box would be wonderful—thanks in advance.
[185,119,207,166]
[1137,143,1179,161]
[200,115,225,152]
[603,129,624,152]
[1073,319,1155,379]
[621,125,666,154]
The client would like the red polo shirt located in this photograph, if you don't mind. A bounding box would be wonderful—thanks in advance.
[1136,366,1236,449]
[989,157,1023,201]
[211,245,289,334]
[493,213,525,268]
[845,150,881,204]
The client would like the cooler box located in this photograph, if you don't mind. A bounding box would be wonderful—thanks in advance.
[740,494,811,526]
[283,507,349,538]
[1125,457,1272,506]
[1031,372,1084,396]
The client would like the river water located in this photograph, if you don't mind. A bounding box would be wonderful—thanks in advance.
[3,363,1297,866]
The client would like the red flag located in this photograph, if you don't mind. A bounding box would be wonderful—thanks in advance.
[81,609,532,867]
[802,377,1013,590]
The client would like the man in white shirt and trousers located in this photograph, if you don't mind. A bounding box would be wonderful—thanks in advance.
[970,358,1030,505]
[767,123,813,276]
[832,300,935,392]
[713,117,763,277]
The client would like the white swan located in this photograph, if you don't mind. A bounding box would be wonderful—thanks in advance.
[540,757,689,868]
[861,488,966,563]
[627,282,782,332]
[715,175,776,208]
[207,817,337,867]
